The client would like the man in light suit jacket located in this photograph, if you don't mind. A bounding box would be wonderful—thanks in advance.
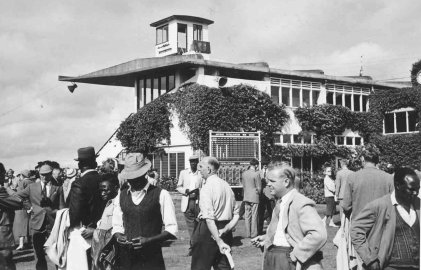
[252,165,327,270]
[177,155,202,255]
[13,164,61,270]
[242,158,262,238]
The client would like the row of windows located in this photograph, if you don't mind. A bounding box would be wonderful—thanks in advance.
[151,152,185,178]
[335,136,363,146]
[271,86,319,107]
[274,133,363,146]
[326,92,368,112]
[384,109,418,134]
[136,74,175,108]
[155,24,203,45]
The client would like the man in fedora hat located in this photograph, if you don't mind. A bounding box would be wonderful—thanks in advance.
[112,153,178,270]
[68,147,104,236]
[176,154,202,255]
[11,164,62,270]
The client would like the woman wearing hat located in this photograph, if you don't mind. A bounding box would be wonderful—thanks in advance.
[13,170,34,250]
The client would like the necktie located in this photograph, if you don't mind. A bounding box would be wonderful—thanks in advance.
[42,183,47,199]
[265,200,281,248]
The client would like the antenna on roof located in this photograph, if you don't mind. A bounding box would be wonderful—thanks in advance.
[359,55,364,77]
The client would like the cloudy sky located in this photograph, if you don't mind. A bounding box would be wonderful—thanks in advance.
[1,0,420,171]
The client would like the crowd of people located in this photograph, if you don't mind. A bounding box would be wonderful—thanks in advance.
[0,142,419,270]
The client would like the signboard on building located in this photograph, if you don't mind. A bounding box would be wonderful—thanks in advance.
[209,131,261,187]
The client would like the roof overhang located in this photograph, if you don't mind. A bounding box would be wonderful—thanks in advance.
[59,54,410,89]
[150,15,214,27]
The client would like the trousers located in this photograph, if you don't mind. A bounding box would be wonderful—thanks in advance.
[244,201,259,238]
[191,220,233,270]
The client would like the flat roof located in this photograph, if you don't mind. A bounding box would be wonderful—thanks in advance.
[150,15,214,27]
[58,54,411,89]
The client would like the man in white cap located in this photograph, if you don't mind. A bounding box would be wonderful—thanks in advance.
[112,153,178,269]
[176,154,202,255]
[12,164,61,270]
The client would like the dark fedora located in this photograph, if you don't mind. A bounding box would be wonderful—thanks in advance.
[74,146,99,161]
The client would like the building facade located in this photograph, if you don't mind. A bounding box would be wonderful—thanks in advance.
[60,15,413,178]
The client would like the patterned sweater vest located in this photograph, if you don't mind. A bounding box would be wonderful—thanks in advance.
[388,207,420,267]
[120,185,163,241]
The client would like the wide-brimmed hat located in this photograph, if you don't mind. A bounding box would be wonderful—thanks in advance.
[39,165,52,174]
[189,155,199,161]
[20,169,30,178]
[65,168,77,178]
[119,153,151,180]
[75,146,98,161]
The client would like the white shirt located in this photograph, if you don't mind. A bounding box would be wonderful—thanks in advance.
[391,191,417,226]
[80,169,96,177]
[324,176,335,198]
[198,175,239,221]
[111,183,178,237]
[273,190,294,247]
[177,168,202,193]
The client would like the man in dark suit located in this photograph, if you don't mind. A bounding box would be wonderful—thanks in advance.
[13,164,61,270]
[68,146,104,240]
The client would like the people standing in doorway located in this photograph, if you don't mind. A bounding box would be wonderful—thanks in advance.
[176,155,202,256]
[242,158,261,238]
[323,166,338,227]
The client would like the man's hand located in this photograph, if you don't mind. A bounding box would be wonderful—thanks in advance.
[185,189,190,195]
[81,227,95,239]
[114,233,128,244]
[218,226,229,237]
[216,239,230,254]
[132,236,150,250]
[251,235,266,248]
[367,260,380,270]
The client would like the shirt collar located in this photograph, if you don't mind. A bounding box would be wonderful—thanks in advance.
[127,182,150,194]
[81,169,96,177]
[280,189,294,203]
[188,168,200,175]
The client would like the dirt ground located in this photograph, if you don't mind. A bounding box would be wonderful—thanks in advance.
[14,193,339,270]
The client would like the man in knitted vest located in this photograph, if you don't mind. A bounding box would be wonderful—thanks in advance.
[111,153,178,270]
[351,167,420,270]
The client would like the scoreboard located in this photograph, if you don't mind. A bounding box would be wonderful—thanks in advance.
[209,131,261,187]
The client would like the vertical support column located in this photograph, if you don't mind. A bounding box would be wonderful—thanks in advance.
[319,80,327,104]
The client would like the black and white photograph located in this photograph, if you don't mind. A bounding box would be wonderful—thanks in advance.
[1,1,420,269]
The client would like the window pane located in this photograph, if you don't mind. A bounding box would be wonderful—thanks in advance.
[312,91,319,106]
[193,24,202,41]
[292,157,302,171]
[292,88,300,107]
[346,137,353,145]
[303,157,311,171]
[156,28,162,44]
[362,96,368,111]
[354,95,361,111]
[327,92,334,104]
[161,154,168,177]
[355,137,362,145]
[384,113,394,133]
[303,133,312,144]
[335,92,343,106]
[302,89,310,107]
[281,87,290,106]
[344,94,352,109]
[337,136,344,145]
[153,78,159,99]
[271,86,279,104]
[160,76,167,95]
[169,153,177,177]
[283,134,291,144]
[177,24,187,51]
[408,110,418,132]
[274,134,281,144]
[177,153,185,177]
[163,25,168,42]
[168,74,175,91]
[145,78,152,104]
[396,112,407,132]
[293,135,301,144]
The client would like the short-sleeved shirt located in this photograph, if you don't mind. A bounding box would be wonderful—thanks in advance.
[198,175,239,221]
